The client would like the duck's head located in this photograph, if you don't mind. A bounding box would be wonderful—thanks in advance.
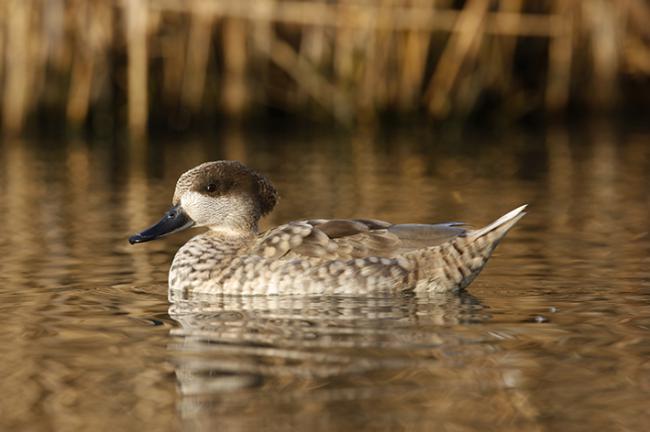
[129,161,278,244]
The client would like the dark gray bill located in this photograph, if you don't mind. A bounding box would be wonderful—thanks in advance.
[129,204,194,244]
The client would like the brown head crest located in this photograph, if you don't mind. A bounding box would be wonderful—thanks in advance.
[251,170,278,216]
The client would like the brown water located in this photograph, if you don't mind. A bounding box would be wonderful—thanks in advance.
[1,125,649,431]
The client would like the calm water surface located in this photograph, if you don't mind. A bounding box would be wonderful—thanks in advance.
[0,125,649,431]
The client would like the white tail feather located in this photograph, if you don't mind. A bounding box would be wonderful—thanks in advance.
[469,204,528,239]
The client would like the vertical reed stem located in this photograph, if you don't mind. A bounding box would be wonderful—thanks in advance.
[425,0,489,117]
[3,0,31,134]
[222,18,249,116]
[546,0,574,112]
[125,0,148,139]
[182,1,214,111]
[588,0,620,108]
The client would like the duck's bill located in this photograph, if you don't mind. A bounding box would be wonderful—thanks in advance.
[129,205,195,244]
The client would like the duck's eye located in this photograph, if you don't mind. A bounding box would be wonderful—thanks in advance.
[205,183,217,193]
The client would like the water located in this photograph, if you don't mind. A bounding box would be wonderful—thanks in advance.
[0,124,649,431]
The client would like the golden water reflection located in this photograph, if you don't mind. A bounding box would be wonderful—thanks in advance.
[0,124,649,431]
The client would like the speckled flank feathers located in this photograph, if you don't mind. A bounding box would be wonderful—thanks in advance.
[144,160,528,297]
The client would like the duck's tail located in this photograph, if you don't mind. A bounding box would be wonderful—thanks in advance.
[412,205,527,293]
[468,204,528,242]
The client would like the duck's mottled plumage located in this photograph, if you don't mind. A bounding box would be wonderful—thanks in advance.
[130,161,526,296]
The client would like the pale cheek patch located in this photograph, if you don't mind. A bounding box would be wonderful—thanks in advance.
[180,191,255,230]
[181,191,221,226]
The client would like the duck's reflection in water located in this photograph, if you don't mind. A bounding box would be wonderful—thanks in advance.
[167,291,542,431]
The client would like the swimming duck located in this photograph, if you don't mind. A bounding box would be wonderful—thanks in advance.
[129,161,526,296]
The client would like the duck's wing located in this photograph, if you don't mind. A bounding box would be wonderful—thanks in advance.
[254,219,468,260]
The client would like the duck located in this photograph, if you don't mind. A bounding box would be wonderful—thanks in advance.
[129,161,526,296]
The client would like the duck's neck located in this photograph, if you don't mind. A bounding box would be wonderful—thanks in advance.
[206,225,257,241]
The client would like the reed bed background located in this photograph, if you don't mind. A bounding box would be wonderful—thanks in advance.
[0,0,648,137]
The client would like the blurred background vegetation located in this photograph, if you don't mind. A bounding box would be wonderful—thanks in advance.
[0,0,648,138]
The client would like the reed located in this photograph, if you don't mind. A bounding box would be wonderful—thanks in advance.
[0,0,648,135]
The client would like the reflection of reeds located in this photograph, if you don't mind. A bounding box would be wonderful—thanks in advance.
[0,0,649,135]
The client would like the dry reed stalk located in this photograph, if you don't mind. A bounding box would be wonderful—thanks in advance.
[2,0,31,134]
[374,2,399,110]
[160,14,186,107]
[222,18,249,116]
[397,0,432,111]
[27,5,46,118]
[626,0,650,41]
[491,0,522,92]
[585,0,621,108]
[248,0,274,111]
[298,17,332,110]
[333,2,356,87]
[125,0,148,139]
[625,38,650,75]
[357,3,380,120]
[455,27,487,116]
[299,25,328,71]
[0,11,4,109]
[66,2,106,125]
[66,41,95,125]
[182,1,214,111]
[44,0,68,73]
[546,0,575,112]
[425,0,490,117]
